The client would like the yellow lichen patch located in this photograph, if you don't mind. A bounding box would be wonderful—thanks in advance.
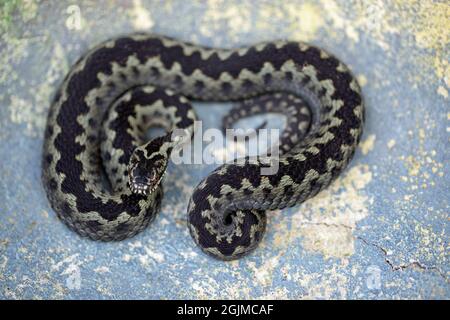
[9,96,43,137]
[433,57,450,89]
[1,0,38,33]
[254,3,285,32]
[256,0,398,49]
[299,223,354,259]
[8,42,67,137]
[393,0,450,90]
[320,0,398,48]
[199,0,252,45]
[359,134,376,155]
[357,74,368,87]
[190,275,221,299]
[437,86,448,99]
[273,164,372,259]
[321,0,359,42]
[387,139,396,149]
[414,222,448,266]
[246,254,281,287]
[410,1,449,52]
[291,264,349,299]
[285,2,325,42]
[398,125,445,192]
[128,0,154,31]
[404,155,421,177]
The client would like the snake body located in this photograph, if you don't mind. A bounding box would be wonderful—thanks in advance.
[42,34,364,259]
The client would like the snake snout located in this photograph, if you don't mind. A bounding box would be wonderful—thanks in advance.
[128,160,166,195]
[128,163,152,195]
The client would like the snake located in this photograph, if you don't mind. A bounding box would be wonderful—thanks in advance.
[42,33,364,260]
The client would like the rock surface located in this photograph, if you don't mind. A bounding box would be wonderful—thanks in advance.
[0,0,448,299]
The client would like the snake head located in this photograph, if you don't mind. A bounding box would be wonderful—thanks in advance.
[128,137,169,195]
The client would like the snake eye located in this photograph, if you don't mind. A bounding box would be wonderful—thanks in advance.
[149,171,157,182]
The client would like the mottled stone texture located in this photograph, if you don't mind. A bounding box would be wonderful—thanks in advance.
[0,0,448,299]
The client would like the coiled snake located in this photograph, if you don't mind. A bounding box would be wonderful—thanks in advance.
[42,34,364,260]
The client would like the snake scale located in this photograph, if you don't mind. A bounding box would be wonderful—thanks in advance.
[42,33,364,260]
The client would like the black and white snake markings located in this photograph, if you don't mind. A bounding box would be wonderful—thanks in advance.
[42,34,364,260]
